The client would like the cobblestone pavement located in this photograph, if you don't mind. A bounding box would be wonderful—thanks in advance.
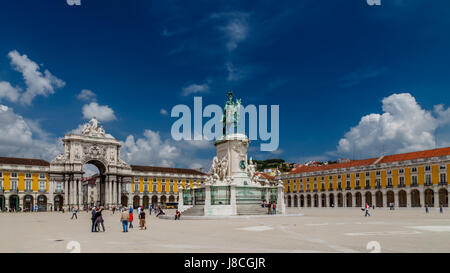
[1,207,449,253]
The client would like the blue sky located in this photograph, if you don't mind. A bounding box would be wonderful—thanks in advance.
[0,0,450,170]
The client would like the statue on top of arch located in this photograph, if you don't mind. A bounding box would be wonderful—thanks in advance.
[81,117,106,137]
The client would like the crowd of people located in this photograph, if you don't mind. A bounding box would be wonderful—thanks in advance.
[261,200,277,214]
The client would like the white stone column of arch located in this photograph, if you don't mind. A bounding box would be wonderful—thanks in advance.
[127,179,133,208]
[362,192,366,207]
[406,189,412,208]
[434,187,439,208]
[383,190,388,208]
[112,179,116,206]
[117,177,122,206]
[64,178,69,208]
[395,189,400,208]
[78,179,82,206]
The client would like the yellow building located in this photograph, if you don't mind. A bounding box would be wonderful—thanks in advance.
[281,147,449,208]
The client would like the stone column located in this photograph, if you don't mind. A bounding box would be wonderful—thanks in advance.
[383,191,388,208]
[204,185,211,216]
[434,189,439,208]
[277,184,286,214]
[64,179,69,208]
[230,184,237,215]
[78,180,82,206]
[395,190,400,208]
[406,190,411,208]
[178,186,185,212]
[362,192,366,207]
[127,181,133,208]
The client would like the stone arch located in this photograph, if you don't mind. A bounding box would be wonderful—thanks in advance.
[424,189,434,207]
[121,195,128,207]
[23,195,34,212]
[387,191,395,207]
[169,195,175,203]
[143,195,150,209]
[300,195,304,207]
[306,194,312,207]
[133,195,140,209]
[314,194,319,207]
[0,195,5,211]
[321,193,327,207]
[329,194,335,207]
[398,190,407,207]
[439,188,448,207]
[411,189,421,207]
[160,195,167,206]
[37,195,47,211]
[337,193,343,207]
[346,192,352,207]
[9,195,19,211]
[54,195,63,211]
[287,195,292,207]
[293,195,298,207]
[365,192,372,207]
[375,191,383,207]
[151,195,158,206]
[355,192,362,207]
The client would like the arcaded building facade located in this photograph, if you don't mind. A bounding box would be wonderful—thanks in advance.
[280,147,450,208]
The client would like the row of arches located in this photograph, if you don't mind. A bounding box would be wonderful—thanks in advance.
[0,194,64,212]
[286,188,449,208]
[121,194,178,209]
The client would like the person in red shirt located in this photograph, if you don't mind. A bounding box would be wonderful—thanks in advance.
[129,210,134,228]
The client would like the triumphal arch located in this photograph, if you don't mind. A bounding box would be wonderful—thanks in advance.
[49,118,132,208]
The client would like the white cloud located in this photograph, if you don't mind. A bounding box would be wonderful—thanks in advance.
[7,50,65,105]
[120,130,180,167]
[212,12,250,51]
[225,62,253,82]
[160,108,168,116]
[82,102,117,122]
[337,93,450,158]
[0,104,62,160]
[181,82,210,96]
[77,89,97,101]
[0,81,21,103]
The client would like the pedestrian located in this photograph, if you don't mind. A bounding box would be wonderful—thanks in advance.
[272,202,277,214]
[440,204,443,214]
[96,207,106,232]
[129,209,134,228]
[149,205,152,215]
[62,205,65,213]
[268,201,272,214]
[91,206,98,232]
[174,209,181,220]
[112,206,116,214]
[157,207,165,217]
[71,207,78,219]
[425,204,429,214]
[120,208,129,232]
[364,203,370,217]
[137,206,141,217]
[139,209,147,230]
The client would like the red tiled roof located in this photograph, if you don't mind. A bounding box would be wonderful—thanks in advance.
[0,157,49,166]
[289,158,377,174]
[130,165,206,176]
[378,147,450,164]
[255,172,275,180]
[289,147,450,175]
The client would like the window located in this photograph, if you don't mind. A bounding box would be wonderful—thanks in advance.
[346,174,350,179]
[337,182,342,189]
[11,180,17,190]
[376,171,381,176]
[170,183,174,192]
[365,179,370,188]
[26,173,31,178]
[329,182,333,189]
[387,170,392,175]
[411,167,417,173]
[153,184,157,192]
[441,173,447,183]
[162,183,166,193]
[399,169,404,174]
[11,172,17,178]
[356,173,360,178]
[376,179,381,188]
[0,172,2,178]
[366,172,370,177]
[425,166,431,171]
[356,180,360,187]
[307,178,310,182]
[144,183,148,192]
[314,177,317,182]
[321,182,325,189]
[56,182,62,191]
[39,181,45,191]
[25,180,32,191]
[134,183,139,192]
[321,177,324,181]
[329,176,333,180]
[425,174,432,185]
[440,165,446,170]
[39,173,45,179]
[399,177,405,186]
[307,184,310,190]
[313,184,317,190]
[144,178,148,183]
[387,177,392,186]
[338,175,341,179]
[346,181,350,188]
[411,176,418,186]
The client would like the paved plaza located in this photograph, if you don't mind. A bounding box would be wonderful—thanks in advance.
[1,208,450,253]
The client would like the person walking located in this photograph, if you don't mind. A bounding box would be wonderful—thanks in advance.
[137,205,141,216]
[62,205,65,213]
[440,204,443,214]
[120,208,129,232]
[112,206,116,215]
[156,207,165,217]
[272,202,277,215]
[71,207,78,219]
[139,209,147,230]
[364,203,371,217]
[268,202,272,215]
[129,209,134,228]
[174,209,181,220]
[91,206,98,232]
[425,204,429,214]
[96,207,106,232]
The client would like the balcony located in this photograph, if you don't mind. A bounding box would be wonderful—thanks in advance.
[38,189,47,193]
[54,189,64,194]
[24,189,33,193]
[410,183,419,188]
[398,184,406,188]
[424,182,433,187]
[299,190,304,193]
[313,189,318,192]
[321,188,325,192]
[337,187,342,191]
[355,186,361,190]
[121,189,128,194]
[9,189,18,193]
[375,185,382,189]
[306,189,310,193]
[386,184,393,188]
[328,188,334,192]
[439,181,448,186]
[345,187,351,191]
[364,185,371,190]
